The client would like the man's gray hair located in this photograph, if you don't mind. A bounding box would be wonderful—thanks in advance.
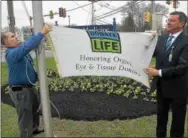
[1,32,8,46]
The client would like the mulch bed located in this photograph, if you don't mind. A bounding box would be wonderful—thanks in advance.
[1,85,157,121]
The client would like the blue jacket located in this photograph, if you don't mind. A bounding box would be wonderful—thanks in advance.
[5,32,44,85]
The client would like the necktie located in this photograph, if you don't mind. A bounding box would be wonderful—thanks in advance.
[165,35,174,53]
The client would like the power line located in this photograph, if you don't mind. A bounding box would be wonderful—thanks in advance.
[94,1,116,21]
[95,0,145,20]
[97,2,115,11]
[96,0,144,20]
[72,1,89,13]
[21,1,31,19]
[99,1,116,10]
[21,1,33,33]
[86,5,91,25]
[43,2,92,18]
[96,19,111,24]
[95,22,104,25]
[94,2,104,13]
[95,2,128,19]
[101,18,112,24]
[95,5,126,20]
[67,2,92,12]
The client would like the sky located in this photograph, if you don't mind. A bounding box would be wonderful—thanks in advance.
[1,1,188,28]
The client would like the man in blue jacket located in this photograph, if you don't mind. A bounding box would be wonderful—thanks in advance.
[1,24,52,138]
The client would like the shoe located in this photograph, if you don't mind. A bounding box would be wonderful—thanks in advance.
[33,128,44,135]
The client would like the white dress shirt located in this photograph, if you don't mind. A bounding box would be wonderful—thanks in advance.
[159,30,183,77]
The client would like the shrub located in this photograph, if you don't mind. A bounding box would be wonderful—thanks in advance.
[46,69,157,103]
[3,69,156,103]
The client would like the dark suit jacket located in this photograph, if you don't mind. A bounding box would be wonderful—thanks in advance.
[153,32,188,99]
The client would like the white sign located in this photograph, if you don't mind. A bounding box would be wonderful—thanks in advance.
[49,27,158,87]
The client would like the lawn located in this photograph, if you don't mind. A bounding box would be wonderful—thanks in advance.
[1,57,188,137]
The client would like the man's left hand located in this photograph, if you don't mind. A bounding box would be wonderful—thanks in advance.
[145,67,159,77]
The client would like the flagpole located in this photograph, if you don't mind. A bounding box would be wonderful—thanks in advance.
[32,1,54,137]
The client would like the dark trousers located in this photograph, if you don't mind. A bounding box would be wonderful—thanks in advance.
[156,91,187,138]
[9,87,40,138]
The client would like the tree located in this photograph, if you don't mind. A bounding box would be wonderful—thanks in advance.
[21,26,31,40]
[145,2,168,15]
[121,1,138,31]
[121,14,135,32]
[121,1,169,32]
[116,23,122,32]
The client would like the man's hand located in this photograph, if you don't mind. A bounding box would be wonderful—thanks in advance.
[145,67,159,77]
[40,24,52,35]
[30,27,34,34]
[152,32,157,38]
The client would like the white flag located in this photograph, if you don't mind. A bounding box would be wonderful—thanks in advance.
[49,27,158,87]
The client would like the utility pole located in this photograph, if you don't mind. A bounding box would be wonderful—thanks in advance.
[151,0,155,15]
[7,1,15,33]
[91,0,95,25]
[68,15,70,26]
[151,0,157,30]
[89,0,97,25]
[156,12,163,35]
[55,21,59,26]
[32,1,54,137]
[113,18,116,32]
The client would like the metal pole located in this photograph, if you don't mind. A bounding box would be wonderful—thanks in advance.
[32,1,54,137]
[151,0,157,30]
[7,1,15,33]
[151,0,155,14]
[91,1,94,25]
[55,21,59,26]
[68,15,70,26]
[133,1,136,32]
[113,18,116,32]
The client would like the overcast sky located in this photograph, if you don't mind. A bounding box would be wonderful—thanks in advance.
[1,1,188,28]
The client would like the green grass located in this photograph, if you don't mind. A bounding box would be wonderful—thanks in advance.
[51,116,157,137]
[1,63,8,85]
[1,57,188,137]
[35,57,57,70]
[151,57,156,66]
[1,104,19,137]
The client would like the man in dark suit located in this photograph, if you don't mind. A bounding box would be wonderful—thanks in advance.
[145,11,188,137]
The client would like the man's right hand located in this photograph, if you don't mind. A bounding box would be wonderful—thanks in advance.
[40,24,52,35]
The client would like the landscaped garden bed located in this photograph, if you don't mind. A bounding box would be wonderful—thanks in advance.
[1,69,157,120]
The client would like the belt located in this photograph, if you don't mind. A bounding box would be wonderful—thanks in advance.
[9,84,33,91]
[9,84,33,88]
